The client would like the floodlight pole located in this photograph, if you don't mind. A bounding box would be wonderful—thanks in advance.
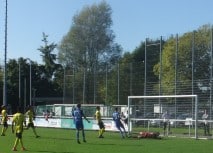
[63,67,66,104]
[117,63,120,105]
[3,0,8,106]
[105,64,108,104]
[191,31,195,119]
[19,62,21,106]
[26,58,32,106]
[210,27,213,124]
[83,67,85,104]
[72,68,75,104]
[175,34,179,125]
[30,61,32,106]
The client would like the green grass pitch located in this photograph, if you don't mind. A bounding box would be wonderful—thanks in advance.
[0,127,213,153]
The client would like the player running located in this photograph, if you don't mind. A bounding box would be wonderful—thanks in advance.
[11,106,26,151]
[94,106,105,138]
[73,103,90,144]
[112,107,127,138]
[25,106,40,138]
[1,105,8,136]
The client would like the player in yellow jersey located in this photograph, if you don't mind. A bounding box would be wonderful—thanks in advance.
[1,105,8,136]
[12,106,26,151]
[94,106,105,138]
[25,106,40,138]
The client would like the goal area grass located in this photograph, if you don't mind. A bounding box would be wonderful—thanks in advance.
[0,127,213,153]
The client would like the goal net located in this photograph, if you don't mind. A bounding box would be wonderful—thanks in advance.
[127,95,201,139]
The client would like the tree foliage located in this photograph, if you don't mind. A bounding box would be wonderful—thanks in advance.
[58,1,121,67]
[57,1,122,103]
[38,32,58,80]
[154,24,212,96]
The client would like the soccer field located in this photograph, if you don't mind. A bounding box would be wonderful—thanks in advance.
[0,127,213,153]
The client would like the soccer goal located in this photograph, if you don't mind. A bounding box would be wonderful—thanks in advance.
[127,95,199,139]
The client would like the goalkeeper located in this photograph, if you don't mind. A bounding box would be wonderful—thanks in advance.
[162,110,171,136]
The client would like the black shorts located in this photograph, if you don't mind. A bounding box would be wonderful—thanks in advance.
[98,121,105,129]
[27,122,35,128]
[16,132,22,139]
[3,122,8,128]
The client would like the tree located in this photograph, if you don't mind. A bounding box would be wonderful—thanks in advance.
[107,39,162,105]
[6,58,39,111]
[58,1,122,103]
[38,32,58,80]
[154,24,212,97]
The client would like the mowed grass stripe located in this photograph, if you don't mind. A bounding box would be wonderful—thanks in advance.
[0,127,213,153]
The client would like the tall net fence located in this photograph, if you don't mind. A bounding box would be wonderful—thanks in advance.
[63,62,213,118]
[60,31,213,138]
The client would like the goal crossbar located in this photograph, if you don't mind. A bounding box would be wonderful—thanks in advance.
[127,95,198,139]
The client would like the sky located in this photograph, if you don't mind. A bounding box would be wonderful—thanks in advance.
[0,0,213,64]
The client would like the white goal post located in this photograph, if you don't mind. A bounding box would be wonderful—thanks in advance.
[127,95,198,139]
